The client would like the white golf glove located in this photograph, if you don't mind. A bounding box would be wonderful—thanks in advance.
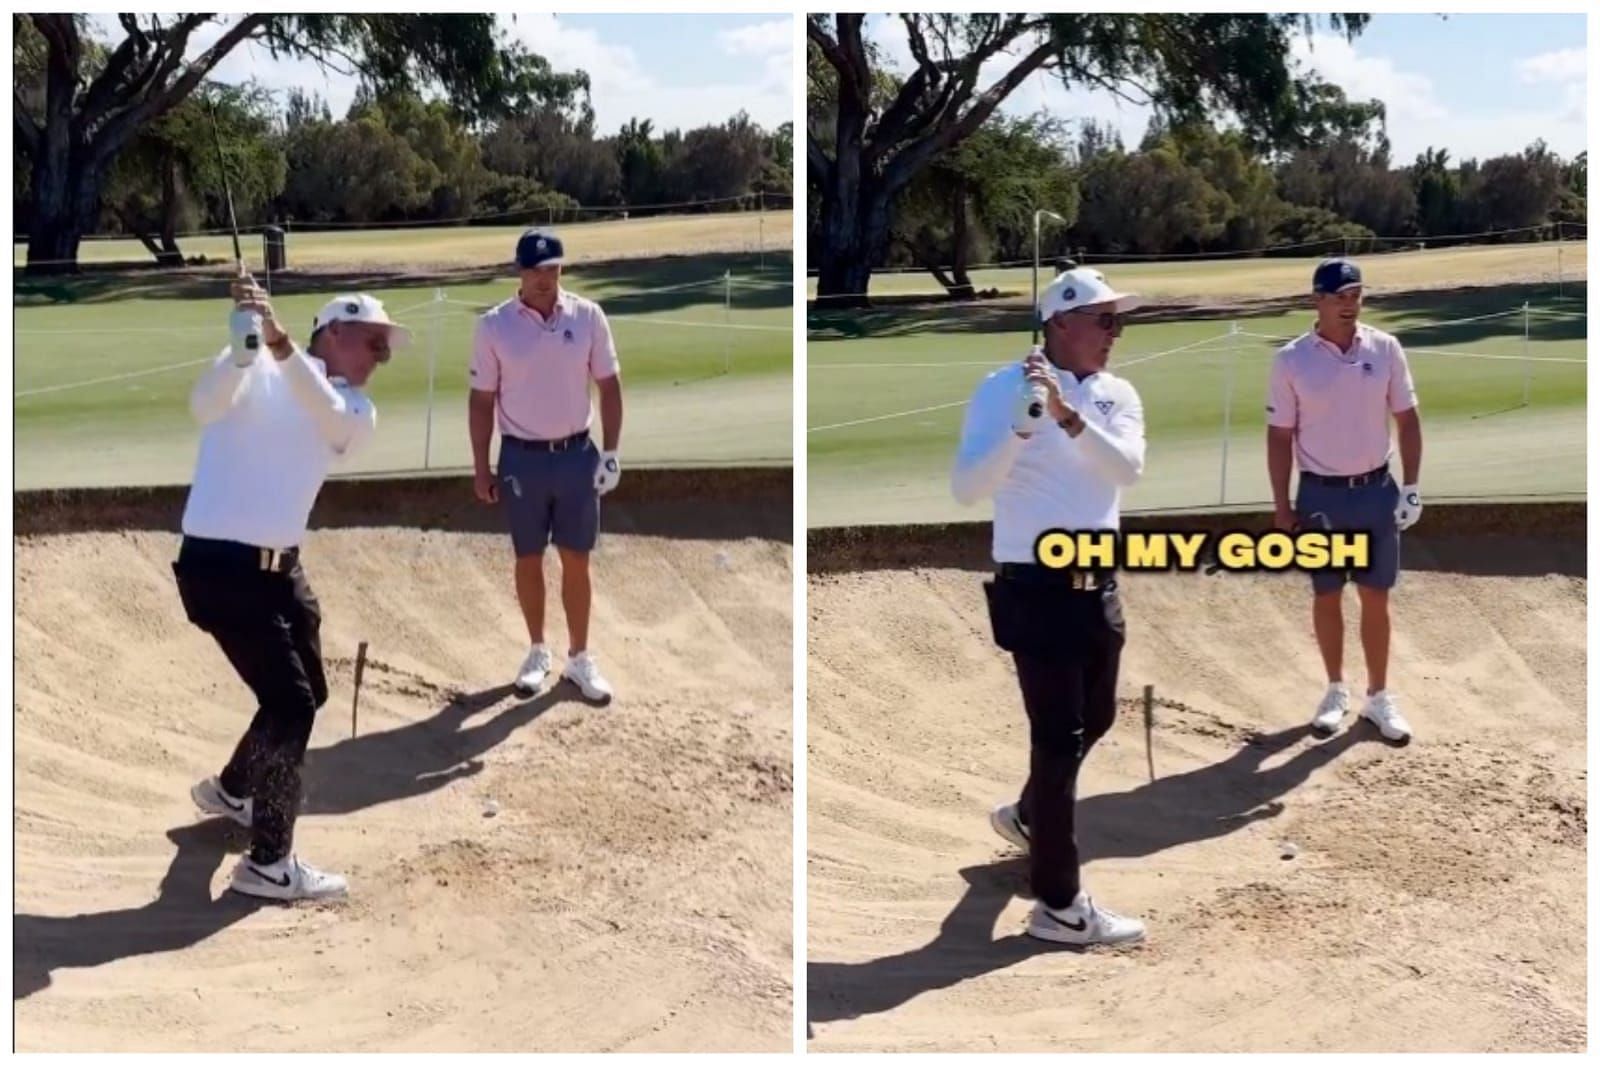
[229,308,263,368]
[1395,483,1422,530]
[595,450,621,495]
[1012,348,1050,437]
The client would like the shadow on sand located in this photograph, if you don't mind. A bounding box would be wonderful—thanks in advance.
[807,722,1380,1027]
[14,682,573,1001]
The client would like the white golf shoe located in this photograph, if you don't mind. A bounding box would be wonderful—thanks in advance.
[228,853,348,902]
[1361,690,1413,743]
[1311,682,1351,736]
[1027,892,1146,947]
[514,644,553,697]
[562,650,614,703]
[191,775,252,828]
[989,802,1030,851]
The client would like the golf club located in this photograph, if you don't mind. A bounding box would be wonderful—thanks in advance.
[207,97,246,273]
[1028,208,1068,417]
[209,96,262,356]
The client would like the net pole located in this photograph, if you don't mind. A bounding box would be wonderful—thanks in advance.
[1521,301,1532,407]
[1219,322,1237,505]
[723,270,733,375]
[424,287,443,469]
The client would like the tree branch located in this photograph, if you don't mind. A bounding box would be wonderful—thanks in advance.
[882,39,1058,196]
[806,17,858,103]
[90,15,270,164]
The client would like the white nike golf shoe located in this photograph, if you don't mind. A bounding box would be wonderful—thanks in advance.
[1361,689,1413,742]
[228,853,348,901]
[1311,682,1351,736]
[989,802,1030,851]
[562,650,614,703]
[514,644,553,697]
[191,776,252,828]
[1027,892,1146,947]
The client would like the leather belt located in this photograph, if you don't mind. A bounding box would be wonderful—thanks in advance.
[995,563,1111,591]
[1300,464,1390,489]
[179,536,300,573]
[504,430,589,453]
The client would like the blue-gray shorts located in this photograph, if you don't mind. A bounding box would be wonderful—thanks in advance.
[497,434,601,557]
[1295,470,1401,594]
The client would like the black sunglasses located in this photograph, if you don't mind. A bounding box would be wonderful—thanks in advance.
[1065,309,1127,331]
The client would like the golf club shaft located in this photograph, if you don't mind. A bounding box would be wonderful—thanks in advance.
[207,100,244,271]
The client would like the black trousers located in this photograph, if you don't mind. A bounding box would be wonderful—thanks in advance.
[984,569,1126,910]
[173,537,328,865]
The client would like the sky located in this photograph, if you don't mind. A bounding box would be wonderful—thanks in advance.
[128,14,794,137]
[866,13,1588,163]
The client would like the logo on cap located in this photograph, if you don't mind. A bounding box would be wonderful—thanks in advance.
[537,238,547,252]
[346,302,359,314]
[1062,287,1076,301]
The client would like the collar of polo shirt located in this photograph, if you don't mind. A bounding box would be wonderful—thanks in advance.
[517,287,571,323]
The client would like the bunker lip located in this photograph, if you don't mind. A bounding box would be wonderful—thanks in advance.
[806,501,1585,578]
[15,465,793,544]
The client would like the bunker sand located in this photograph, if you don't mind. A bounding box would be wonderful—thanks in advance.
[14,501,793,1052]
[806,528,1585,1052]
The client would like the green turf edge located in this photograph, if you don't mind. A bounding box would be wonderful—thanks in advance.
[805,499,1585,575]
[14,465,795,542]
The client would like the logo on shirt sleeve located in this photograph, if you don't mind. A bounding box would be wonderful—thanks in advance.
[1094,399,1114,416]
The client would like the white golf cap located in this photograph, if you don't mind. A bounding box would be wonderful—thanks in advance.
[1037,267,1141,322]
[311,293,413,348]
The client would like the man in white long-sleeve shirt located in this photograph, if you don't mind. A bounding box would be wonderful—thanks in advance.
[173,274,408,901]
[951,265,1148,948]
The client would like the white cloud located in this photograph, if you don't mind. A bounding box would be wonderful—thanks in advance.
[1517,47,1586,84]
[1290,32,1446,124]
[718,19,791,58]
[858,18,1586,165]
[503,14,790,135]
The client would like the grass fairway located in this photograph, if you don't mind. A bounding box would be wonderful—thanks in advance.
[808,281,1586,528]
[15,252,793,489]
[16,210,794,273]
[808,240,1584,304]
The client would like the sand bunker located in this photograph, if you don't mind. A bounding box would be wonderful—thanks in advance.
[14,515,792,1051]
[806,531,1585,1052]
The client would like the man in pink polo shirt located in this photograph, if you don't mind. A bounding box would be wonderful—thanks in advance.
[468,229,624,704]
[1266,257,1424,744]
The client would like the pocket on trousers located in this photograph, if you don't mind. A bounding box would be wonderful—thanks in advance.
[172,561,225,631]
[1100,584,1127,640]
[984,579,1059,659]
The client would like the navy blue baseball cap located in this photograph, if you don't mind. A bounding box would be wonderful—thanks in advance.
[516,229,565,269]
[1313,257,1362,294]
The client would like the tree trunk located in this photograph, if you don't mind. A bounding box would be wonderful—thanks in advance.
[814,174,893,309]
[945,180,976,301]
[155,155,185,267]
[25,141,109,276]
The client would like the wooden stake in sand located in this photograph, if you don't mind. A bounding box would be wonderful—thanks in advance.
[1143,684,1156,782]
[351,640,369,738]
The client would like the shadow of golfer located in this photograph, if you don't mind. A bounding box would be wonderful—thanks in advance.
[13,819,264,1001]
[15,683,570,1002]
[301,682,570,816]
[808,722,1373,1026]
[1077,721,1374,862]
[808,858,1047,1025]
